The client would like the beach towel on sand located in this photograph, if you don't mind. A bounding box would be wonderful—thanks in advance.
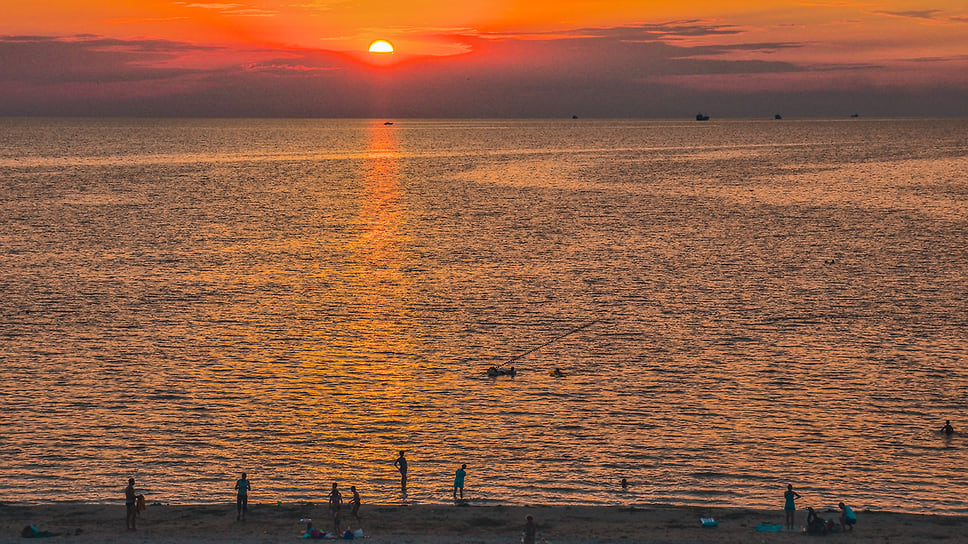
[754,523,784,532]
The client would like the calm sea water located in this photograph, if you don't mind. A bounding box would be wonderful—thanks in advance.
[1,118,966,514]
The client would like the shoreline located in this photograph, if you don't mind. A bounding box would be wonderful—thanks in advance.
[3,503,967,543]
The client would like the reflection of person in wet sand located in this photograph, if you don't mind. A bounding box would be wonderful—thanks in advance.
[328,482,343,534]
[394,451,408,493]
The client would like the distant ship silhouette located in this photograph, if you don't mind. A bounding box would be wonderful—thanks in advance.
[696,113,710,121]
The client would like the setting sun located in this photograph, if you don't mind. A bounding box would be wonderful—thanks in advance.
[368,40,394,54]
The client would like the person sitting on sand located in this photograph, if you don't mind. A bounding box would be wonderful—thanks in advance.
[302,521,324,539]
[806,507,826,535]
[21,525,57,538]
[839,502,857,531]
[942,420,954,435]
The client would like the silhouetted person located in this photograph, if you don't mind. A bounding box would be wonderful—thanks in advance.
[125,478,137,531]
[235,472,251,521]
[348,485,361,522]
[839,502,856,531]
[620,478,628,490]
[454,464,467,501]
[784,484,802,530]
[523,514,536,544]
[328,482,343,534]
[394,451,408,493]
[942,420,954,435]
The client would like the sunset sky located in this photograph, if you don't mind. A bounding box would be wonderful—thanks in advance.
[2,1,967,117]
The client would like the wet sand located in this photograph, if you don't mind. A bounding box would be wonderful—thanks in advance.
[2,502,967,543]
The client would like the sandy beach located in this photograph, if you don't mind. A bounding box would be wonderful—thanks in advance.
[2,502,967,544]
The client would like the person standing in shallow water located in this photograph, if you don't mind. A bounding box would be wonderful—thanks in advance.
[394,451,408,494]
[453,464,467,502]
[941,420,954,435]
[784,484,802,530]
[235,472,251,521]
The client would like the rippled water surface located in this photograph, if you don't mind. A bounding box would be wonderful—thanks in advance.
[1,118,966,513]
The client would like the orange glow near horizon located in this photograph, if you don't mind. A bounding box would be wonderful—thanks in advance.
[2,1,967,116]
[9,1,968,58]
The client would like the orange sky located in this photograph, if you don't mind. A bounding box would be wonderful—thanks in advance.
[2,1,967,116]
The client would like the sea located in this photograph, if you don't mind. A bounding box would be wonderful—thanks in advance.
[1,117,966,514]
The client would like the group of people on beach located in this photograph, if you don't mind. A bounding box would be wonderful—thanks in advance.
[123,422,959,536]
[392,451,468,503]
[784,484,856,535]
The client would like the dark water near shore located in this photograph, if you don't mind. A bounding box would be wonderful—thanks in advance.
[1,117,966,513]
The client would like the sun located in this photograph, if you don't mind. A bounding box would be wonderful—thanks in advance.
[368,40,394,54]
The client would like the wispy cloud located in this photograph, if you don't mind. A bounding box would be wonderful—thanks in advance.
[107,16,190,24]
[175,2,277,17]
[873,9,943,20]
[243,61,341,74]
[474,20,746,42]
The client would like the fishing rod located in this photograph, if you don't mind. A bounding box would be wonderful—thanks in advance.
[500,319,600,367]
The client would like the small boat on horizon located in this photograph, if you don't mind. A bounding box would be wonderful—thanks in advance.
[696,113,710,121]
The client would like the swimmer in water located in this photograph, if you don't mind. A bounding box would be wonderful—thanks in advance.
[941,420,954,435]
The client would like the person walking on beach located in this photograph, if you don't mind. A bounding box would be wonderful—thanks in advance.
[348,485,361,523]
[235,472,251,521]
[394,451,408,494]
[328,482,343,535]
[125,478,138,531]
[783,484,802,530]
[523,514,536,544]
[454,464,467,502]
[839,502,857,531]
